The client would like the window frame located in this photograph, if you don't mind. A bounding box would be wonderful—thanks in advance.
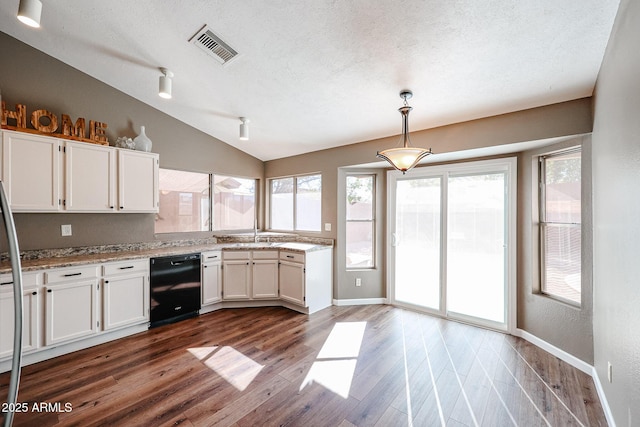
[345,173,376,270]
[538,147,582,306]
[156,167,258,234]
[268,173,322,232]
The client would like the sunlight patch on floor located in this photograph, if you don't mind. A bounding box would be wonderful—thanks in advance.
[300,321,367,398]
[188,346,263,391]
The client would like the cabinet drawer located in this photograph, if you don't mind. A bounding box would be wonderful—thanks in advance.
[202,251,222,263]
[102,259,148,276]
[45,265,99,284]
[279,251,305,263]
[252,250,279,260]
[0,271,42,290]
[223,250,250,260]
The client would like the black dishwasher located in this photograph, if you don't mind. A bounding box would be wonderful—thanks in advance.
[150,253,201,328]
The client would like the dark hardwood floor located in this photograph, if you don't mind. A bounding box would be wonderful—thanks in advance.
[1,305,607,426]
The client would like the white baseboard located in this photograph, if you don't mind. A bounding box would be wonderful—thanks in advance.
[591,366,617,427]
[332,298,387,306]
[515,328,615,427]
[514,328,592,374]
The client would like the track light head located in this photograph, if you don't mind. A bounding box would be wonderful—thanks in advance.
[159,68,174,99]
[17,0,42,28]
[239,117,249,140]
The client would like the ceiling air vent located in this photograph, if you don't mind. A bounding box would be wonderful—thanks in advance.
[190,25,238,65]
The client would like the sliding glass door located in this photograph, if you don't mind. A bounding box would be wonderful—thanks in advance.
[394,177,441,310]
[388,159,515,331]
[447,172,506,324]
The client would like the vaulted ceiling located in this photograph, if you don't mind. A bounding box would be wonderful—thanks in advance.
[0,0,620,160]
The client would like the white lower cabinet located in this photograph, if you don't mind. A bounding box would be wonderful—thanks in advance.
[252,251,279,299]
[278,248,333,314]
[279,256,305,306]
[202,251,222,305]
[44,265,99,346]
[222,252,251,300]
[0,272,41,358]
[222,250,280,300]
[102,260,149,330]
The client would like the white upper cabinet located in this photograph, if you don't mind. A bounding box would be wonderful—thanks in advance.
[118,149,159,212]
[65,141,117,212]
[2,130,61,211]
[0,130,158,213]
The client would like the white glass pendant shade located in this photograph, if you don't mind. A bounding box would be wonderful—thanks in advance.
[17,0,42,28]
[377,146,432,173]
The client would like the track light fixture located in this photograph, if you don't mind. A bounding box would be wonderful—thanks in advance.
[239,117,249,140]
[158,68,173,99]
[17,0,42,28]
[377,90,433,174]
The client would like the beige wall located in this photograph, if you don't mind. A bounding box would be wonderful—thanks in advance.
[266,99,593,302]
[517,135,594,363]
[591,0,640,423]
[0,32,263,251]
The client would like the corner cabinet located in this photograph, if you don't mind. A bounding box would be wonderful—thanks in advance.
[278,248,333,314]
[221,250,279,301]
[0,129,159,213]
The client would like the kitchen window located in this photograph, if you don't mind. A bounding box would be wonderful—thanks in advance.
[270,174,321,232]
[539,148,581,305]
[346,174,375,269]
[156,169,256,233]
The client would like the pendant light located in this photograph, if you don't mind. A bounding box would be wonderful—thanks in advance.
[17,0,42,28]
[158,68,173,99]
[239,117,249,140]
[377,90,432,174]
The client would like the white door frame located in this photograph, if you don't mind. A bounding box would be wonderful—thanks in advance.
[386,157,517,333]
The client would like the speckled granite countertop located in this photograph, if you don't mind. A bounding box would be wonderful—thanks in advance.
[0,235,333,273]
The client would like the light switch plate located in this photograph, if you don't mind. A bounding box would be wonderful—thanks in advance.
[324,223,331,231]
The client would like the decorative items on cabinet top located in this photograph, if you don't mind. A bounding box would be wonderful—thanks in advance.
[1,101,108,145]
[1,100,156,152]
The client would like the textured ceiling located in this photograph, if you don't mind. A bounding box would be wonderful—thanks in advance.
[0,0,620,161]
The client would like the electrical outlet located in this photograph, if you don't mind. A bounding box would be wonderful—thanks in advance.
[608,362,613,383]
[61,224,72,236]
[355,278,362,287]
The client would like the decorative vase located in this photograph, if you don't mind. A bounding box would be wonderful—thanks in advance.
[134,126,152,152]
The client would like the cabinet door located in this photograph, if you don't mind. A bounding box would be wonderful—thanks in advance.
[65,141,116,212]
[103,273,149,330]
[45,280,98,345]
[0,288,39,358]
[2,131,61,211]
[252,260,279,299]
[202,262,222,305]
[222,260,251,300]
[279,261,305,306]
[118,149,158,212]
